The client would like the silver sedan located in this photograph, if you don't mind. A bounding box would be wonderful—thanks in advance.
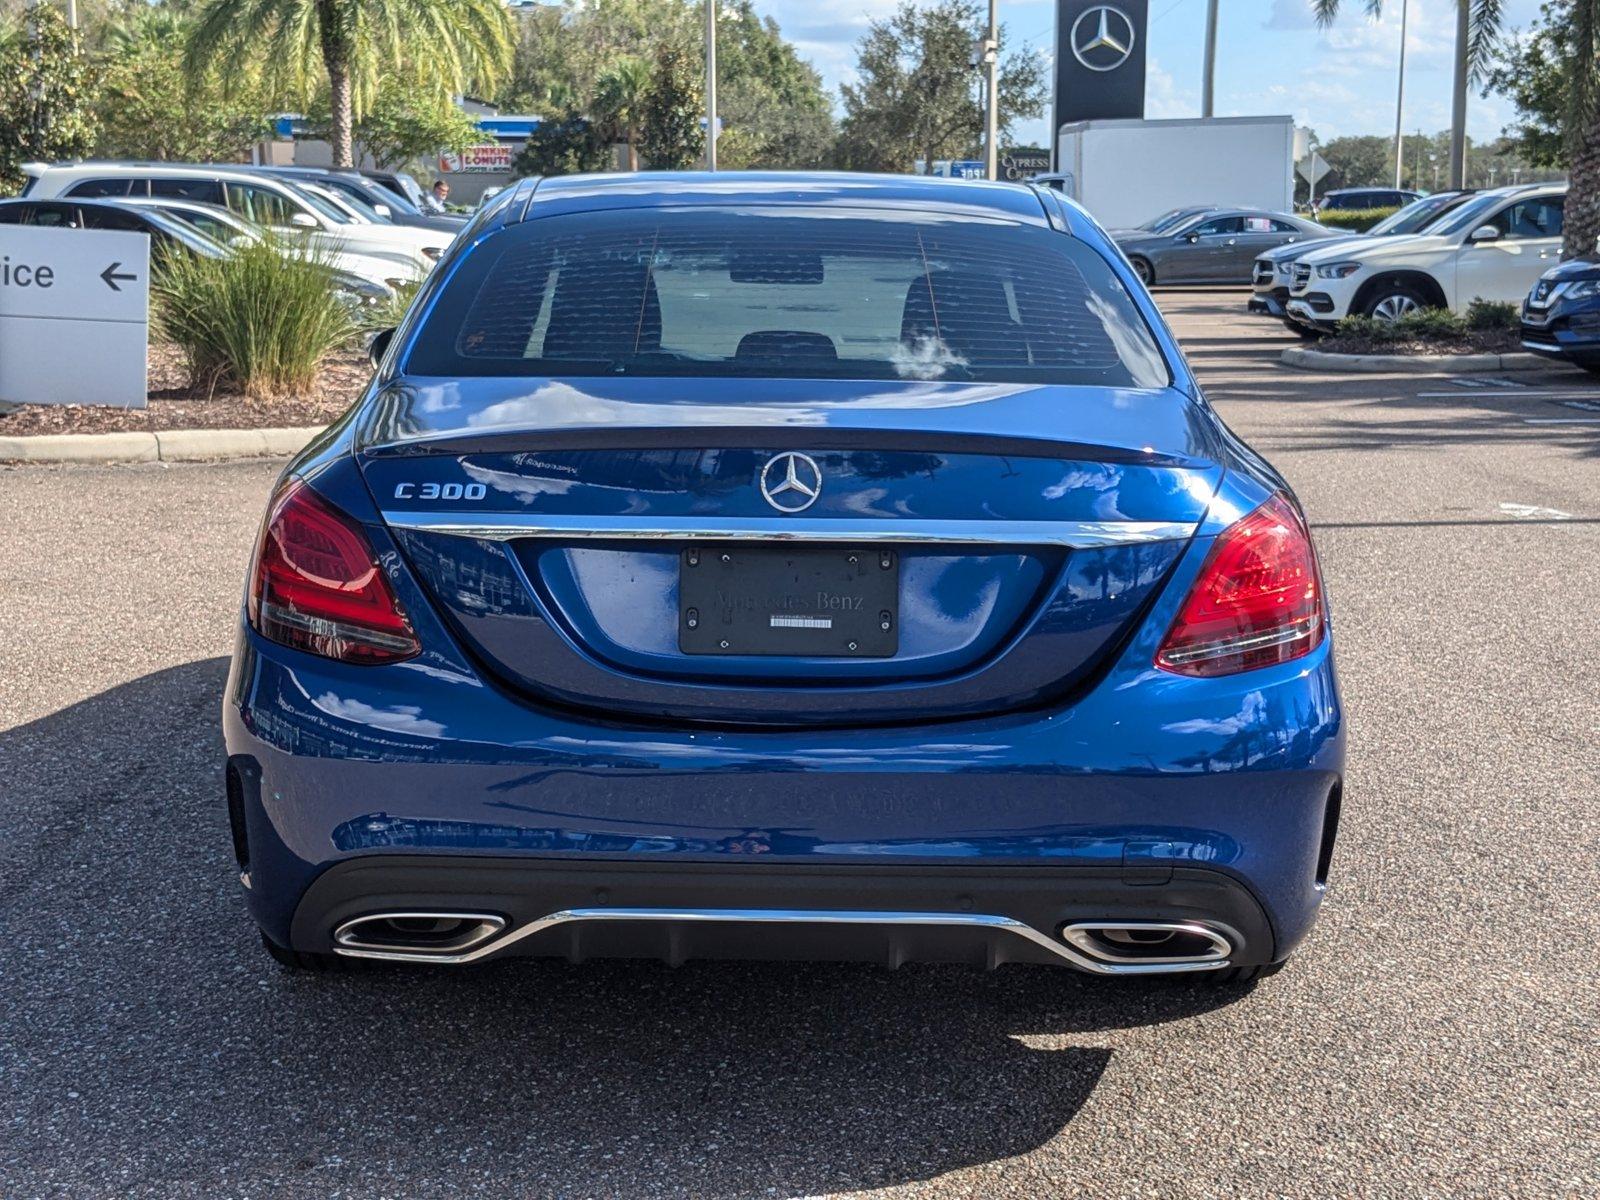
[1114,208,1334,286]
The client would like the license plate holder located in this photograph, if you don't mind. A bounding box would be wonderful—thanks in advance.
[679,545,899,657]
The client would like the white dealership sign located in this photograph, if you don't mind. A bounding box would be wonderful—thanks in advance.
[0,224,149,408]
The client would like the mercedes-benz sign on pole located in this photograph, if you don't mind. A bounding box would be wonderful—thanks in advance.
[0,225,149,408]
[1052,2,1148,134]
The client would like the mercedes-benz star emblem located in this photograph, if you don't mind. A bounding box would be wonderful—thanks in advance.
[1071,5,1136,73]
[759,452,822,514]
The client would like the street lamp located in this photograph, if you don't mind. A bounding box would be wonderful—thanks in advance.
[1201,0,1218,118]
[704,0,718,170]
[1392,0,1408,189]
[982,0,999,180]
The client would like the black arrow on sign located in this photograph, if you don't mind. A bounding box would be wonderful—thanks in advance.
[100,262,138,292]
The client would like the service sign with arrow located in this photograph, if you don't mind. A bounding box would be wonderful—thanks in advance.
[0,224,149,408]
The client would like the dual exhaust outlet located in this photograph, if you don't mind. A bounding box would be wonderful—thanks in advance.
[332,910,1236,975]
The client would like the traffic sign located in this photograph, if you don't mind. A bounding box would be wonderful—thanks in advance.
[1296,151,1331,187]
[0,224,149,408]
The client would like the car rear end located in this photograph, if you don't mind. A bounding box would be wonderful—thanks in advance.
[224,175,1344,979]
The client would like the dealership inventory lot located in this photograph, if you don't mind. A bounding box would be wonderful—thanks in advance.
[2,291,1596,1199]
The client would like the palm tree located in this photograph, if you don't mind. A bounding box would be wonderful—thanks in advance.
[593,56,652,172]
[1565,0,1600,258]
[184,0,514,168]
[1313,1,1504,191]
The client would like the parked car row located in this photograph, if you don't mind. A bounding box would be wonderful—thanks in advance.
[1235,182,1597,373]
[1248,190,1481,330]
[1279,185,1567,331]
[4,160,469,301]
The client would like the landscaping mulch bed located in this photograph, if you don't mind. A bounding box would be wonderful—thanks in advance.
[0,344,368,437]
[1316,328,1521,357]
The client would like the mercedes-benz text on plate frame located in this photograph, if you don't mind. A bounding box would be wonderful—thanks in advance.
[224,172,1344,984]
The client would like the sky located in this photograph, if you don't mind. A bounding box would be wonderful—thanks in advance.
[760,0,1547,149]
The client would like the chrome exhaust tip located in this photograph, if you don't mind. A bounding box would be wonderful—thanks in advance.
[1061,921,1232,967]
[333,911,507,960]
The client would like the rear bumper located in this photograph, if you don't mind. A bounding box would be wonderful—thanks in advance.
[283,856,1278,972]
[225,626,1345,970]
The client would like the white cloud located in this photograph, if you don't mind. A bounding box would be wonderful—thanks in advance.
[1263,0,1318,31]
[1145,57,1197,120]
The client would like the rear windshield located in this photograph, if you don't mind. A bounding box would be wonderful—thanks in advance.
[405,208,1170,387]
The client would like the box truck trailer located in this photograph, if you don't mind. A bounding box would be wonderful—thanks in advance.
[1050,115,1297,228]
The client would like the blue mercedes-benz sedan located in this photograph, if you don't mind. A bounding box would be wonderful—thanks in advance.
[225,173,1343,983]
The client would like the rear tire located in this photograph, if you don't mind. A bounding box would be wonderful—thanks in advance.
[1361,283,1430,323]
[261,932,348,972]
[1128,256,1153,286]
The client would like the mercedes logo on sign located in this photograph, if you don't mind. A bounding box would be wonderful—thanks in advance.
[1071,5,1136,72]
[759,452,823,514]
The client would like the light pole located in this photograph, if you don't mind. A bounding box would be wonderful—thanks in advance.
[1447,0,1467,188]
[704,0,718,171]
[983,0,999,179]
[1392,0,1408,189]
[1201,0,1219,119]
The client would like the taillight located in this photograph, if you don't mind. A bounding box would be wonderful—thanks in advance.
[247,479,420,664]
[1155,494,1324,678]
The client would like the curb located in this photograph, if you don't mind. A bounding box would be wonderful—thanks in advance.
[1280,347,1566,374]
[0,425,324,465]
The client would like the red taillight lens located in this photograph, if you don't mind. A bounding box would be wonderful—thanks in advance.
[1155,494,1324,678]
[247,479,420,664]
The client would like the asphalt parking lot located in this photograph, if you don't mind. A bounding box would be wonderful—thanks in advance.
[3,290,1597,1199]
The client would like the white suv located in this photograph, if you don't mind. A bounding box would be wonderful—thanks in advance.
[20,163,450,274]
[1285,185,1567,331]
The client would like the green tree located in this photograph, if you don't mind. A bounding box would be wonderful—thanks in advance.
[0,6,99,195]
[184,0,514,168]
[1316,134,1391,190]
[511,83,611,177]
[712,0,833,169]
[1483,2,1568,167]
[498,0,832,170]
[638,40,702,169]
[1313,1,1504,190]
[592,55,651,171]
[836,0,1046,174]
[355,91,481,171]
[94,7,275,162]
[1565,0,1600,258]
[297,87,482,171]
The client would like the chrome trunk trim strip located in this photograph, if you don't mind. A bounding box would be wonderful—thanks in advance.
[380,512,1195,549]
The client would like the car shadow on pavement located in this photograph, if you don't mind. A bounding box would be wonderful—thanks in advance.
[2,659,1262,1198]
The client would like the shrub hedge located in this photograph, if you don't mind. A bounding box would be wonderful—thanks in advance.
[1332,299,1520,344]
[152,237,359,399]
[1315,206,1401,232]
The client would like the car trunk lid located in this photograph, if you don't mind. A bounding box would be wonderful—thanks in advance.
[358,377,1220,727]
